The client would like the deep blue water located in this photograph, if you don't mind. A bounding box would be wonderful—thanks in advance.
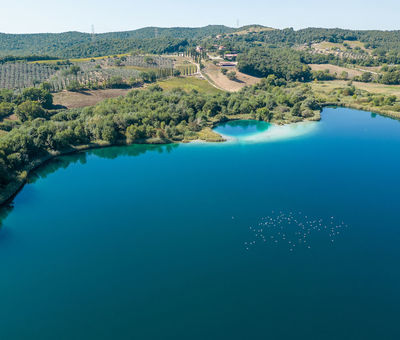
[1,107,400,339]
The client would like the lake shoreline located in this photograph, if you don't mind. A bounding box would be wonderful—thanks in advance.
[0,113,320,208]
[321,102,400,120]
[0,136,222,208]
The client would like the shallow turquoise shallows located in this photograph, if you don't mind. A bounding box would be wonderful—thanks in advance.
[1,108,400,340]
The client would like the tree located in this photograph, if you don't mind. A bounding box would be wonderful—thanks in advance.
[0,102,14,119]
[40,82,52,92]
[69,65,81,77]
[144,56,154,64]
[340,71,349,80]
[361,72,373,83]
[227,71,237,81]
[67,80,84,92]
[126,124,145,142]
[101,125,118,143]
[221,68,228,75]
[15,101,46,121]
[291,102,302,117]
[139,71,157,83]
[22,88,53,109]
[106,76,128,89]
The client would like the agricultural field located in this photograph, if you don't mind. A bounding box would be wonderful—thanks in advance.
[0,55,176,92]
[309,64,365,79]
[122,55,174,69]
[175,64,198,76]
[0,63,67,89]
[297,40,372,61]
[171,56,198,76]
[202,61,261,92]
[29,53,132,64]
[157,77,222,95]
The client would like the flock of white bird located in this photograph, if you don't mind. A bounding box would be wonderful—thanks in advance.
[244,211,349,252]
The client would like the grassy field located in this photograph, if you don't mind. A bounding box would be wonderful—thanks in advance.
[53,88,132,109]
[122,65,158,72]
[309,64,364,78]
[344,40,367,50]
[157,77,222,94]
[314,40,368,52]
[312,80,400,97]
[52,76,221,109]
[233,26,275,35]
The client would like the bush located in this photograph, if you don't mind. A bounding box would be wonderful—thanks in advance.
[15,101,46,121]
[227,71,237,81]
[312,70,335,81]
[106,76,129,89]
[22,87,53,109]
[67,80,85,92]
[0,102,14,119]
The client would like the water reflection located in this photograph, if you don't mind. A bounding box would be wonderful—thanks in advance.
[0,143,179,226]
[0,204,12,229]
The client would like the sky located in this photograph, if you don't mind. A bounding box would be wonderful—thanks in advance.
[1,0,399,34]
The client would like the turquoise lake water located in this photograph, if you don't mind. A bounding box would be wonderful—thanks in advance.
[1,107,400,339]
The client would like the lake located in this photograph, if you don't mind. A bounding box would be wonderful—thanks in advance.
[1,107,400,339]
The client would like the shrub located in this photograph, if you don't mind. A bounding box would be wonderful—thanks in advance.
[15,101,46,121]
[227,71,237,81]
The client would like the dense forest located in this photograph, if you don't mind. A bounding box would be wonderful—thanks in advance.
[0,26,235,57]
[3,25,400,62]
[237,48,312,81]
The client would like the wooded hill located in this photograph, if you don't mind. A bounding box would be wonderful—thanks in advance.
[0,26,236,58]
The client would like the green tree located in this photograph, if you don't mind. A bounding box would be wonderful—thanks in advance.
[291,102,302,117]
[22,88,53,109]
[69,65,81,77]
[126,124,145,142]
[15,101,46,121]
[340,71,349,80]
[361,72,373,82]
[0,102,14,119]
[227,71,237,81]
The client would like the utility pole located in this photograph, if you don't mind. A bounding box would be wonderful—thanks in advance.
[91,24,95,42]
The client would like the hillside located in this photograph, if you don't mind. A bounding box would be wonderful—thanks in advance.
[0,25,236,58]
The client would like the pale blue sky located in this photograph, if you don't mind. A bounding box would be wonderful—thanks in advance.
[1,0,399,34]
